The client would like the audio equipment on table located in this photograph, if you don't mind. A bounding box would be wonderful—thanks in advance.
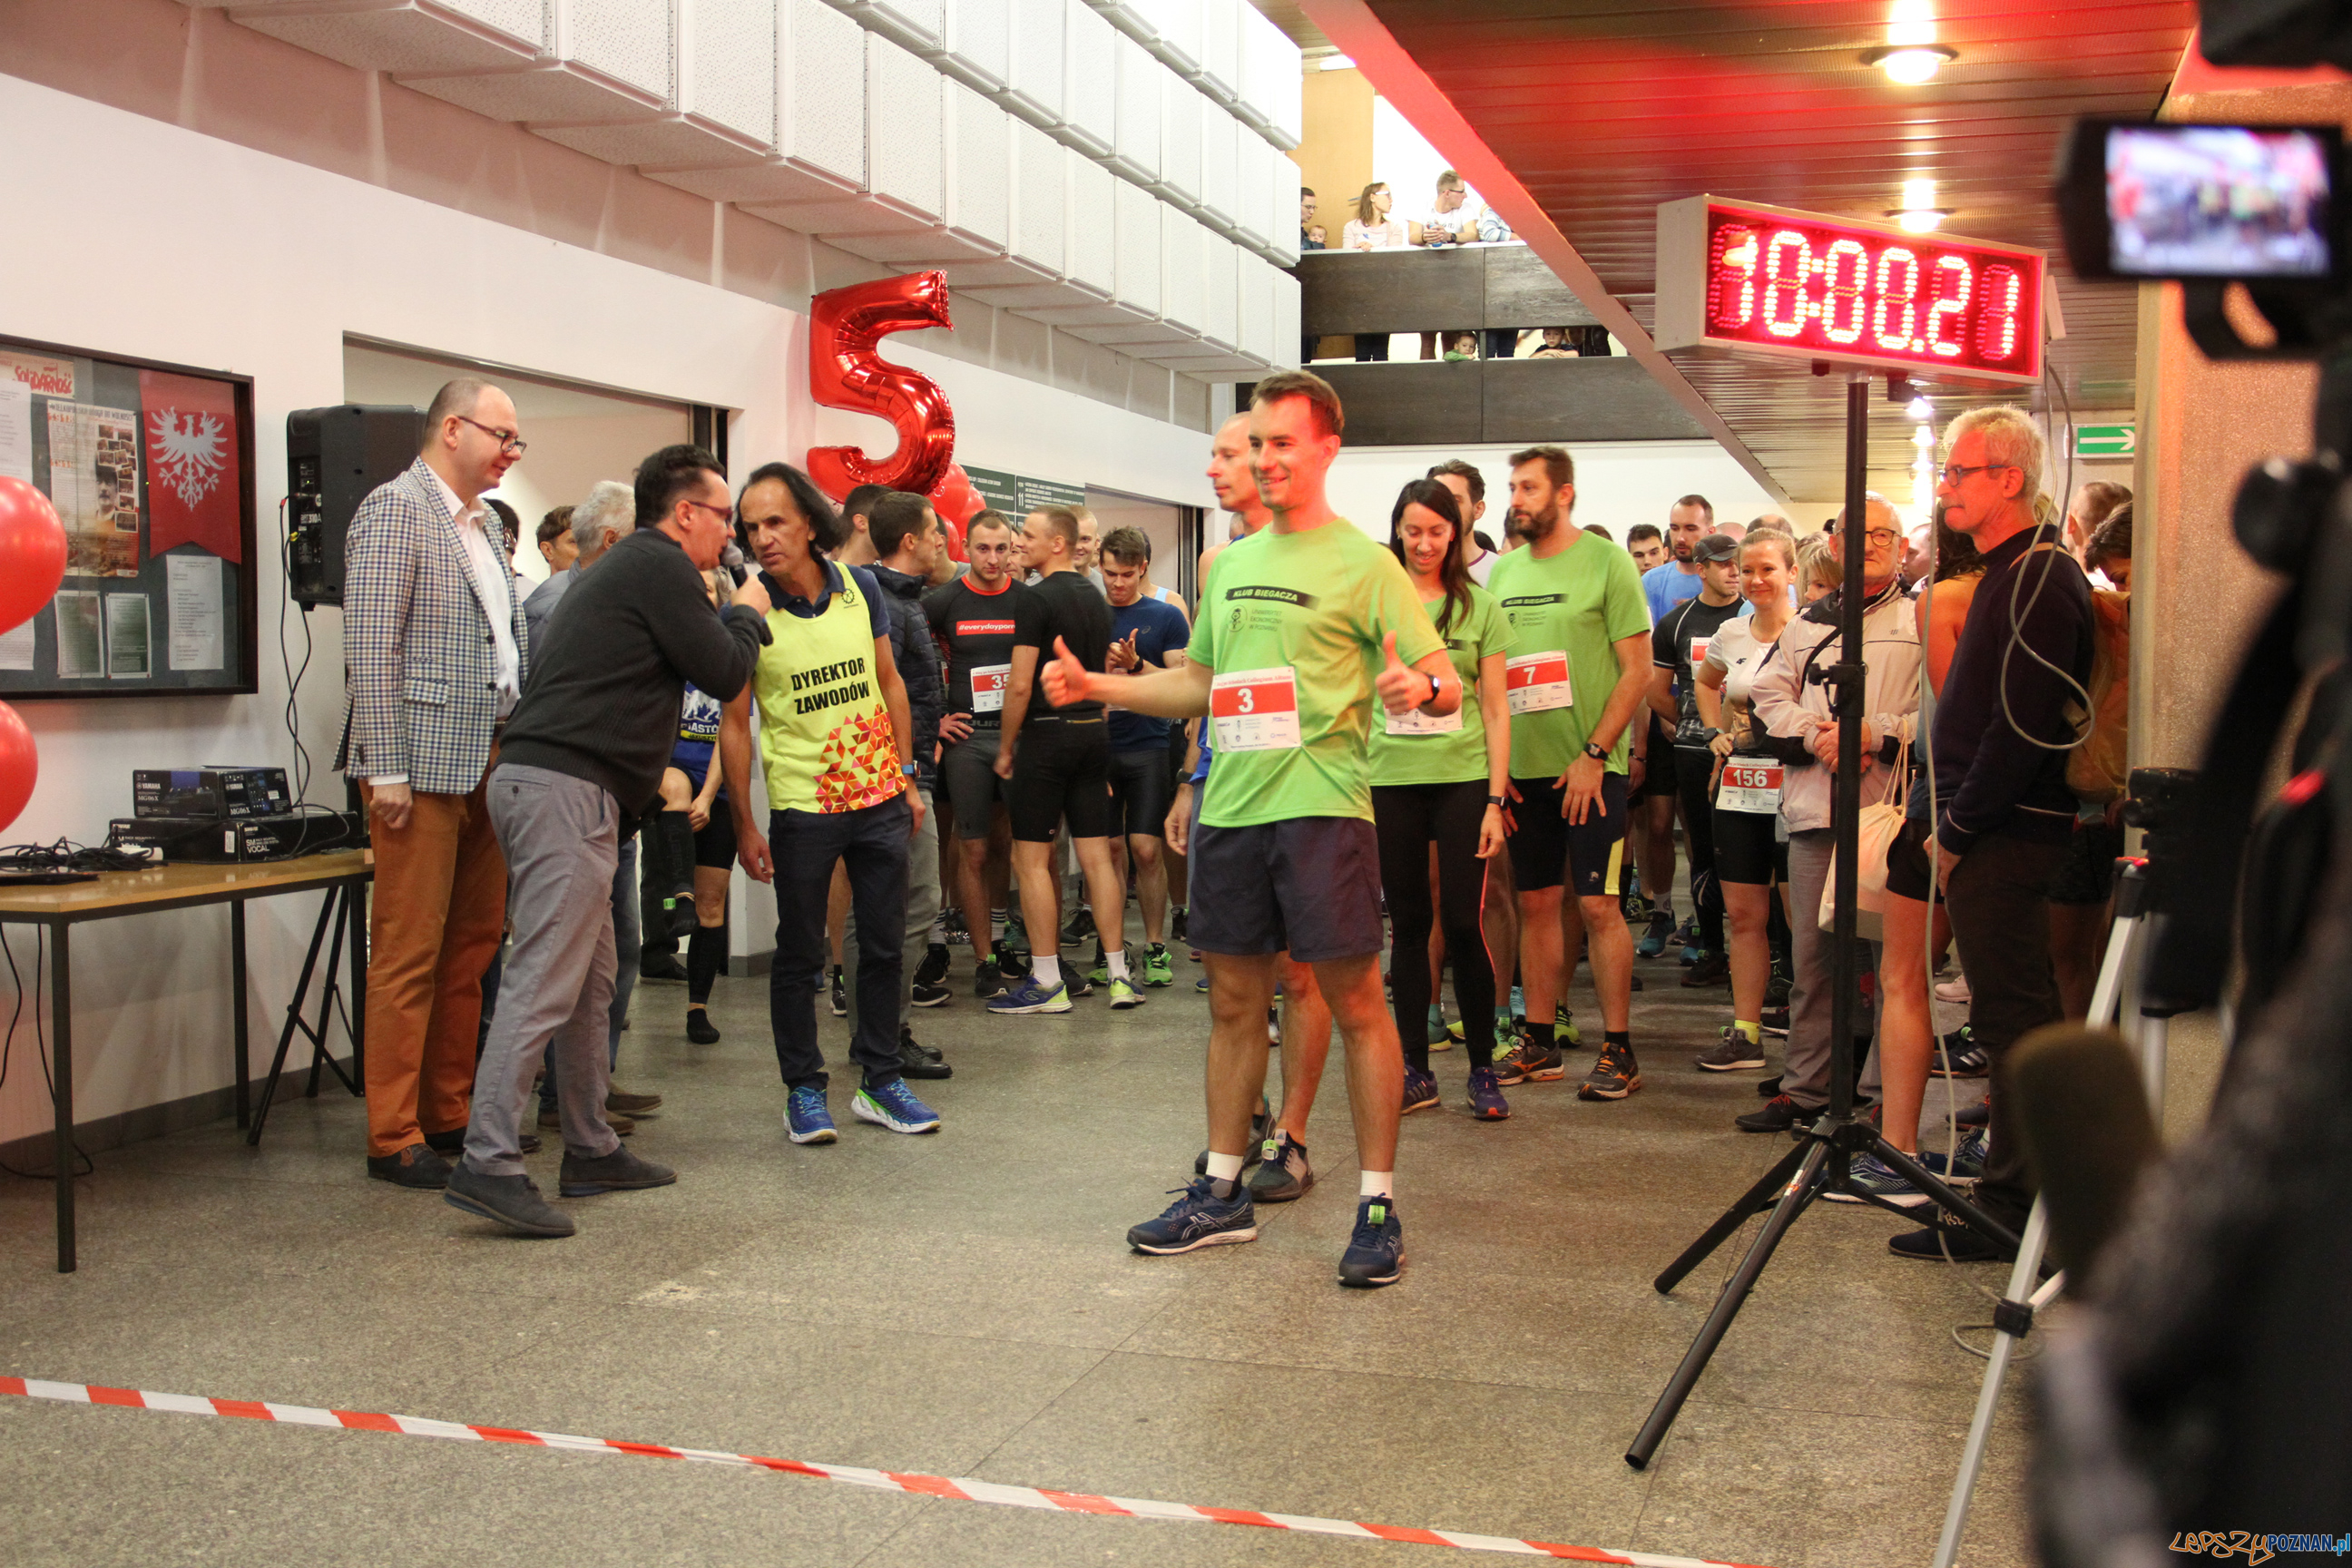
[107,810,365,864]
[132,766,292,820]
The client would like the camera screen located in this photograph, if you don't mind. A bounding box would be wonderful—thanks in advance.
[2106,125,2333,278]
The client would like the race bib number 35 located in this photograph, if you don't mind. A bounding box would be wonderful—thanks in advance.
[1505,652,1572,715]
[1210,667,1302,752]
[1718,760,1784,814]
[970,663,1010,713]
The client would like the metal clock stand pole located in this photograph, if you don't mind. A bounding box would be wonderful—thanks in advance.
[1625,370,2020,1470]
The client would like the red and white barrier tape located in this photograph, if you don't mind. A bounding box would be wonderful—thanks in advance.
[1,1375,1769,1565]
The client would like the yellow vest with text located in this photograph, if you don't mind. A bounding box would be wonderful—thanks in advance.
[752,570,905,815]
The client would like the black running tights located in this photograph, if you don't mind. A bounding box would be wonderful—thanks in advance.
[1672,745,1726,956]
[1373,779,1499,1071]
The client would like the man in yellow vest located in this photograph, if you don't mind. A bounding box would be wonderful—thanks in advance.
[720,462,939,1145]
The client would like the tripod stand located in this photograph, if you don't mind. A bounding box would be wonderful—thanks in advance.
[1929,857,2171,1568]
[1624,372,2020,1470]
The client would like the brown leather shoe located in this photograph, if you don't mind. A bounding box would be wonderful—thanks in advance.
[606,1088,663,1114]
[366,1142,452,1189]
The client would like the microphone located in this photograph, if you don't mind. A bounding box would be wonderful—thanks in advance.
[2012,1024,2161,1283]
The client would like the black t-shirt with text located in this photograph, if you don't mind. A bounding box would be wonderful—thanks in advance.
[1014,568,1112,719]
[924,574,1034,730]
[1653,594,1747,746]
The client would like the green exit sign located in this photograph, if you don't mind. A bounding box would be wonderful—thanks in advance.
[2075,424,2135,458]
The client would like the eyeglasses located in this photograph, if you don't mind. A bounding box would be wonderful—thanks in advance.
[1938,462,2014,485]
[1864,528,1903,549]
[456,416,527,456]
[681,498,733,525]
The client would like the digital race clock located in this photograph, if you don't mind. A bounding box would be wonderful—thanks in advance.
[1654,195,2046,386]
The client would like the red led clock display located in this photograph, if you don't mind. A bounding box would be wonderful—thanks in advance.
[1657,197,2044,385]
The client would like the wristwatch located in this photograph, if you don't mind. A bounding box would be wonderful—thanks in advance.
[1426,672,1442,701]
[1486,793,1505,807]
[1582,740,1609,762]
[900,763,920,779]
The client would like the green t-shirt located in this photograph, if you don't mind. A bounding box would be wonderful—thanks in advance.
[1486,534,1651,779]
[1369,586,1510,788]
[1188,519,1446,827]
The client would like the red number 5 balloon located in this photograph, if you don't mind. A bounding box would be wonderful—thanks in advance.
[807,271,957,501]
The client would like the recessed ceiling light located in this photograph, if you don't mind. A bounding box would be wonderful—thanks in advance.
[1907,397,1934,419]
[1892,207,1948,232]
[1912,426,1936,448]
[1866,44,1957,83]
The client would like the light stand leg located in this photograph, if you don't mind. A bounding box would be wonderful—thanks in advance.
[1931,861,2160,1566]
[1931,1201,2051,1568]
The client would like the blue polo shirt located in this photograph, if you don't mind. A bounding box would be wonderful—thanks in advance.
[1107,596,1191,750]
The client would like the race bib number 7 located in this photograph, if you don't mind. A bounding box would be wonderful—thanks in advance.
[970,663,1010,712]
[1210,667,1302,752]
[1504,652,1573,715]
[1718,760,1784,815]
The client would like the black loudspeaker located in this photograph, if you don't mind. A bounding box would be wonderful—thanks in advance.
[285,404,425,608]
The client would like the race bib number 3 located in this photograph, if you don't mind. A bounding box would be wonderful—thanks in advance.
[1210,667,1302,752]
[1504,652,1573,715]
[1718,760,1784,815]
[970,663,1010,713]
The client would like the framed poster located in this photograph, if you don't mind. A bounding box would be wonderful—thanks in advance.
[0,333,259,698]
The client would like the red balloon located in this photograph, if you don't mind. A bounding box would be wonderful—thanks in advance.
[0,477,67,636]
[926,460,986,529]
[807,271,957,501]
[0,702,34,838]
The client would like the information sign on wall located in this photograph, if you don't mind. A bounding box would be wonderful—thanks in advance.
[2075,424,2135,458]
[964,465,1087,518]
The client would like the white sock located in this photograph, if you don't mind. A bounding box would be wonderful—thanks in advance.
[1204,1151,1245,1183]
[1359,1171,1394,1200]
[1032,953,1061,988]
[1107,947,1130,981]
[990,909,1007,943]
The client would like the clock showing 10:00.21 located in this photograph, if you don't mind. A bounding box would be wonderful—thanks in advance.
[1653,196,2046,386]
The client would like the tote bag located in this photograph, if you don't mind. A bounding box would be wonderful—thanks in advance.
[1818,739,1911,944]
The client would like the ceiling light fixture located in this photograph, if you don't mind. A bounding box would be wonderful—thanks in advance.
[1907,396,1934,420]
[1866,0,1957,83]
[1888,177,1950,233]
[1912,425,1936,448]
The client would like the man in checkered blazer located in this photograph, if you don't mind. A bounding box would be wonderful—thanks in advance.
[335,379,532,1189]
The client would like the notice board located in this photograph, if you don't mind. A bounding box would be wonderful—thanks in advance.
[0,333,259,699]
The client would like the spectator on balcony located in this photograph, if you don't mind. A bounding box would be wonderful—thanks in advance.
[1343,182,1410,363]
[1301,189,1325,251]
[1307,225,1328,249]
[1412,172,1482,248]
[1531,328,1582,359]
[1442,332,1479,362]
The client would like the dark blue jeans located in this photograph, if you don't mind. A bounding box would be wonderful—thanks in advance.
[769,796,911,1093]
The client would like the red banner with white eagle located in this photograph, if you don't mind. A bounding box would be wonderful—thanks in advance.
[139,370,241,563]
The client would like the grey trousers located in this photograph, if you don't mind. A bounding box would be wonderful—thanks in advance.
[1783,828,1884,1110]
[846,786,937,1034]
[464,764,624,1177]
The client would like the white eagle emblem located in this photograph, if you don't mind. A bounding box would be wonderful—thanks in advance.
[149,410,229,507]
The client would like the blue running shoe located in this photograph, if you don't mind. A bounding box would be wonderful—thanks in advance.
[987,975,1071,1014]
[785,1086,837,1144]
[852,1078,940,1133]
[1917,1129,1987,1184]
[1126,1176,1257,1255]
[1635,909,1675,958]
[1401,1065,1440,1114]
[1467,1064,1510,1122]
[1824,1150,1928,1208]
[1338,1196,1404,1288]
